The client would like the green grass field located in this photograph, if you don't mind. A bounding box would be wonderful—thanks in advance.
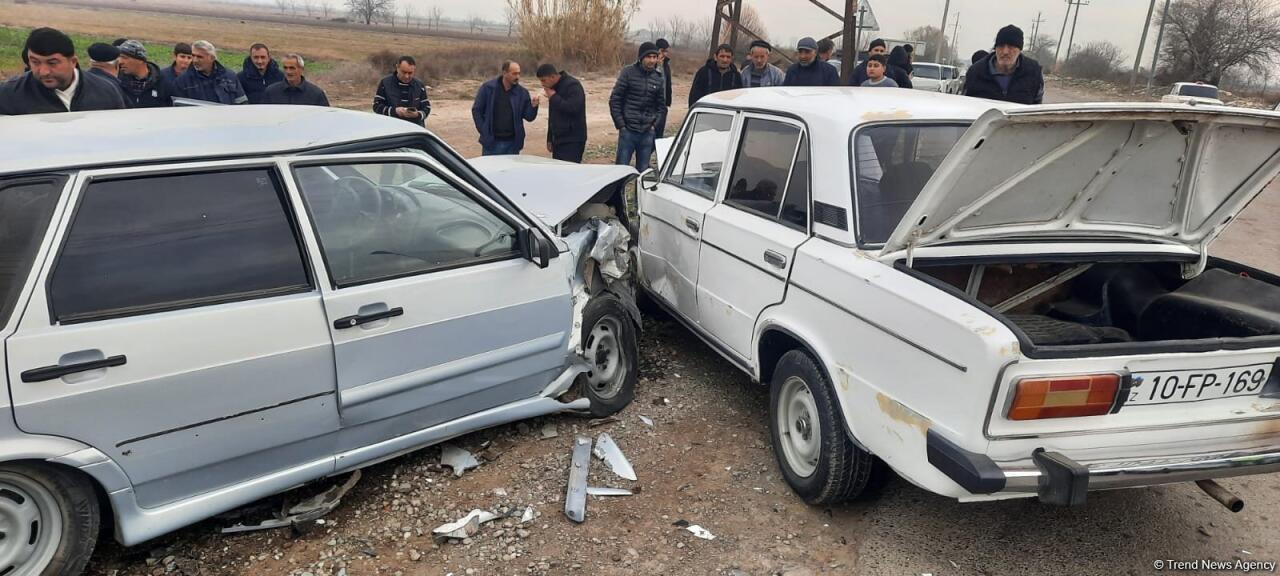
[1,26,331,76]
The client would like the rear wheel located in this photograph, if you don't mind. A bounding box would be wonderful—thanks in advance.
[768,350,874,505]
[0,463,98,576]
[580,294,638,417]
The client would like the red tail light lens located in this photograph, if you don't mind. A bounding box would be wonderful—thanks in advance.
[1008,374,1120,421]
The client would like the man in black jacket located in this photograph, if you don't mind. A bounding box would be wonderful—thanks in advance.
[0,27,126,115]
[689,44,742,106]
[609,42,666,171]
[264,54,329,106]
[239,43,285,105]
[373,56,430,125]
[115,39,176,107]
[537,64,587,163]
[655,38,673,138]
[963,25,1044,105]
[783,37,840,86]
[848,39,910,88]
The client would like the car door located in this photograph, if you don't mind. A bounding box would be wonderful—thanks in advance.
[284,153,572,453]
[5,161,339,509]
[696,115,811,358]
[638,110,736,318]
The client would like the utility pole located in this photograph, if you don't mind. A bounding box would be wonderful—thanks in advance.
[1130,0,1158,88]
[937,0,951,62]
[950,15,961,65]
[1030,12,1046,53]
[1146,0,1172,93]
[1054,0,1072,69]
[1064,0,1088,65]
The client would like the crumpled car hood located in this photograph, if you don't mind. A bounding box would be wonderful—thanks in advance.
[469,155,637,229]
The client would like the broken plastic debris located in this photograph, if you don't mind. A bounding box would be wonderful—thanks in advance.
[639,415,654,427]
[519,506,538,523]
[221,470,361,534]
[685,525,715,540]
[440,444,480,478]
[565,436,592,523]
[540,421,559,439]
[432,509,501,541]
[593,433,637,481]
[586,487,633,497]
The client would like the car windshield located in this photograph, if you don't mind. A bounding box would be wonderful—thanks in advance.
[1178,84,1219,99]
[852,123,970,246]
[914,64,941,79]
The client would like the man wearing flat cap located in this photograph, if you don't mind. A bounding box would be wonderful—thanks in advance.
[963,24,1044,104]
[116,40,176,108]
[784,37,840,86]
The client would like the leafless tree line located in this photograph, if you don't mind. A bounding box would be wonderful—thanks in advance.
[647,14,713,53]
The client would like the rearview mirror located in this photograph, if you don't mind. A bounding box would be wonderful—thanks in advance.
[638,168,659,192]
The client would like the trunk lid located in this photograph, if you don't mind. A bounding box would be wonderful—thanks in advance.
[469,155,637,229]
[883,104,1280,270]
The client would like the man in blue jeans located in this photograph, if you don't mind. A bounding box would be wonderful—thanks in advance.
[472,61,540,155]
[609,42,666,171]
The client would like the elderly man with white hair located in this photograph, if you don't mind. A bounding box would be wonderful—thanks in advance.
[174,40,247,104]
[263,53,329,106]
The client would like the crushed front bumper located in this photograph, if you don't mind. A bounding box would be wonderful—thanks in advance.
[927,429,1280,506]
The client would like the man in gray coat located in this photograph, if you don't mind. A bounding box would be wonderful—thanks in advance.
[609,42,666,171]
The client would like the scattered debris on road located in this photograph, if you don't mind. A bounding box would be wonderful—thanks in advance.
[540,421,559,439]
[219,470,362,535]
[440,443,480,477]
[593,432,637,481]
[639,414,654,427]
[565,435,592,523]
[586,487,633,497]
[432,509,501,542]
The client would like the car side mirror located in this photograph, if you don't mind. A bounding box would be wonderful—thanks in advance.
[518,228,554,269]
[638,168,660,192]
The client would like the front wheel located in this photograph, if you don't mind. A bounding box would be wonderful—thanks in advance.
[768,350,874,505]
[579,294,638,417]
[0,463,99,576]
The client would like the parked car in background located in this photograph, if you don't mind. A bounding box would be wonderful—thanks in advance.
[1162,82,1224,105]
[639,87,1280,511]
[0,106,639,575]
[909,62,950,93]
[941,65,963,94]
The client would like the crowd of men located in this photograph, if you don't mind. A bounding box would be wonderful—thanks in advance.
[0,23,1045,170]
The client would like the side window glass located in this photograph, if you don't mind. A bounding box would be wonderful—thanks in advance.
[50,169,310,323]
[295,162,518,287]
[0,175,64,327]
[779,135,809,230]
[665,113,733,199]
[724,118,802,220]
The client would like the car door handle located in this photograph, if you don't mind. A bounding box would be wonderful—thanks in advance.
[684,217,700,234]
[21,355,127,383]
[334,307,404,330]
[763,250,788,269]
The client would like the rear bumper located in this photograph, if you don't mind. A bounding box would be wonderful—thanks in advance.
[926,429,1280,505]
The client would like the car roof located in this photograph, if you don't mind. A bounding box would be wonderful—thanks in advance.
[696,87,1012,126]
[0,105,424,176]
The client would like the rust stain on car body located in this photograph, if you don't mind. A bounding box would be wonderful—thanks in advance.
[876,393,931,436]
[861,109,913,122]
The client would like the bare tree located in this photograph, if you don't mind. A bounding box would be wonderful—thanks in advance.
[429,5,443,30]
[1160,0,1280,85]
[302,0,314,17]
[345,0,395,26]
[274,0,290,14]
[402,3,413,28]
[321,1,331,19]
[719,4,767,55]
[905,25,957,63]
[1026,34,1057,65]
[504,3,517,37]
[1063,41,1125,79]
[469,13,485,34]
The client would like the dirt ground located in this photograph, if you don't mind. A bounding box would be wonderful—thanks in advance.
[4,3,1279,575]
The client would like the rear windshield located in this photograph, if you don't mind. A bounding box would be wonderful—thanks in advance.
[914,65,941,80]
[1178,84,1219,99]
[0,175,64,327]
[852,124,969,246]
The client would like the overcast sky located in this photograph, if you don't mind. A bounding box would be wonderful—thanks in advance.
[390,0,1165,65]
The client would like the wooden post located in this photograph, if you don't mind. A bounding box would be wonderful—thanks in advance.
[841,0,858,82]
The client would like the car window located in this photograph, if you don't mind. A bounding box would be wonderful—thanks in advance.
[1178,84,1219,99]
[666,112,734,200]
[853,124,969,246]
[914,65,941,80]
[50,169,310,323]
[0,175,64,327]
[779,135,810,230]
[724,118,802,221]
[295,162,518,288]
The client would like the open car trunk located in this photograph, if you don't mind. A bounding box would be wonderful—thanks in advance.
[910,256,1280,357]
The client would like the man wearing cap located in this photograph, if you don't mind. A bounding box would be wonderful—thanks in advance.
[654,38,673,138]
[536,64,587,163]
[609,42,666,171]
[160,42,193,86]
[689,43,742,106]
[86,43,121,83]
[784,37,840,87]
[239,43,285,105]
[741,40,786,88]
[116,40,176,108]
[175,40,248,104]
[0,27,126,114]
[849,38,911,88]
[963,25,1044,105]
[263,53,329,106]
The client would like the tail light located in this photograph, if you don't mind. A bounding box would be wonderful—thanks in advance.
[1008,374,1121,421]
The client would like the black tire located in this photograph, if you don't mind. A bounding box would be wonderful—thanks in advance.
[768,350,874,505]
[579,293,639,417]
[0,462,99,576]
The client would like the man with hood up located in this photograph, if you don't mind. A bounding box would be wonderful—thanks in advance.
[885,46,914,89]
[115,40,176,107]
[239,43,285,104]
[848,39,910,88]
[689,43,742,106]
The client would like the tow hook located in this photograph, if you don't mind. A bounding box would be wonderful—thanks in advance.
[1196,479,1244,513]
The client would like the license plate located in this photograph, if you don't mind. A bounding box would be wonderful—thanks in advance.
[1127,363,1272,406]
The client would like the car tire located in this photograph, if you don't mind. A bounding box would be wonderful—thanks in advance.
[768,349,873,505]
[0,463,99,576]
[580,293,638,417]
